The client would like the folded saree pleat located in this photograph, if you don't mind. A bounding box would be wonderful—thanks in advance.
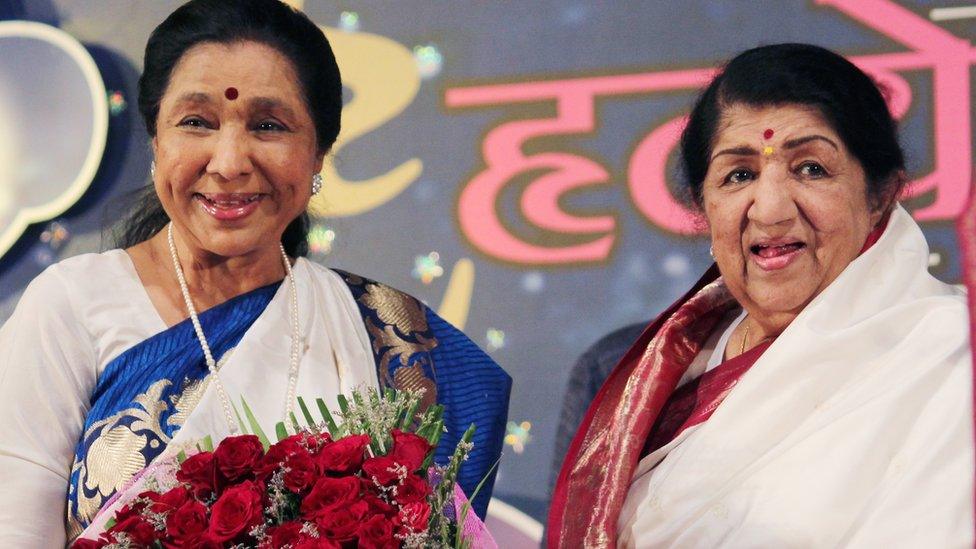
[66,282,280,538]
[548,267,739,547]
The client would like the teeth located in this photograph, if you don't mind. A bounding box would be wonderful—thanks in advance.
[200,195,260,206]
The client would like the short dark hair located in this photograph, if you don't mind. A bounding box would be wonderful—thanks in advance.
[679,43,905,210]
[118,0,342,255]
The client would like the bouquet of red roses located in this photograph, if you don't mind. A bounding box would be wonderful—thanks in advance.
[72,389,495,548]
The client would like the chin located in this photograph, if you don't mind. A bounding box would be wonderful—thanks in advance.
[199,234,273,259]
[747,283,815,315]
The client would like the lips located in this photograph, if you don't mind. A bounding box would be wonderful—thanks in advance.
[194,193,264,221]
[749,239,806,271]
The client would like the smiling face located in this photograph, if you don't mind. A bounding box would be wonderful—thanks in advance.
[152,41,323,260]
[701,103,884,326]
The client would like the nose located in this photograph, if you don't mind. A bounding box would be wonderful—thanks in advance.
[747,166,798,227]
[206,126,253,181]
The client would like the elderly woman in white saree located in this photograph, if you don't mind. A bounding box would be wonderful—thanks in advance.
[548,43,973,548]
[0,1,510,546]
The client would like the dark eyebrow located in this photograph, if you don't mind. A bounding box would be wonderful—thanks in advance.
[783,134,839,150]
[248,96,298,120]
[711,145,758,161]
[172,92,213,105]
[710,134,839,162]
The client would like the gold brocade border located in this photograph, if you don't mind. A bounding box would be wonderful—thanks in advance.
[334,270,439,411]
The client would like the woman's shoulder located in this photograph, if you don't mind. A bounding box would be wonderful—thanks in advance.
[6,250,143,333]
[19,250,120,296]
[34,249,128,286]
[300,260,425,314]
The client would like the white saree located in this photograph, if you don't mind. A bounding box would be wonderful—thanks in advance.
[617,206,974,548]
[0,251,376,547]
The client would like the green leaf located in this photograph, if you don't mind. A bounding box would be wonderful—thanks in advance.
[231,401,249,435]
[316,397,340,436]
[336,394,350,416]
[177,450,188,464]
[241,398,271,450]
[201,435,214,452]
[289,411,302,433]
[400,398,421,429]
[275,421,289,442]
[297,397,317,430]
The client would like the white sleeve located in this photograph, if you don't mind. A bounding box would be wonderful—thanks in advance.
[0,266,97,547]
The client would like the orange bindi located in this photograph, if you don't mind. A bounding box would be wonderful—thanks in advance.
[224,87,238,100]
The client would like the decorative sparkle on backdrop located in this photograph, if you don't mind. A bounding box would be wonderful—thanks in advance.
[413,44,443,79]
[40,220,70,249]
[338,11,360,32]
[412,252,444,284]
[504,421,532,454]
[521,271,545,293]
[929,252,942,268]
[307,224,336,255]
[32,247,54,266]
[661,253,691,278]
[107,90,126,115]
[486,328,506,351]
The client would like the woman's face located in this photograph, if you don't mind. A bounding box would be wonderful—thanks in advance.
[152,41,323,259]
[701,103,883,322]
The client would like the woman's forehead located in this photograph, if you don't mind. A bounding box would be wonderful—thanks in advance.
[714,103,837,143]
[162,41,304,107]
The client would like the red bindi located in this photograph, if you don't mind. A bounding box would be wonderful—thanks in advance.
[224,87,238,100]
[763,128,774,140]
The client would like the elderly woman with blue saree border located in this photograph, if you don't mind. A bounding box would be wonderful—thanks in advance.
[0,1,510,545]
[549,43,973,548]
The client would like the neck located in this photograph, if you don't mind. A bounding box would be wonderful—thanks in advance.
[736,312,790,357]
[154,226,288,309]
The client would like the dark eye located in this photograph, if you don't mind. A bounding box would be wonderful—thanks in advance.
[255,120,287,132]
[797,162,828,178]
[724,168,755,185]
[177,116,211,129]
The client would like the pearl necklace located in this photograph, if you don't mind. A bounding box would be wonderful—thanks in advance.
[167,223,301,433]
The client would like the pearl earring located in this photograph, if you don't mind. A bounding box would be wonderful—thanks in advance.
[150,160,156,178]
[709,246,715,260]
[311,173,323,195]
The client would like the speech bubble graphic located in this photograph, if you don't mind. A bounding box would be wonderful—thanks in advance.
[0,21,107,259]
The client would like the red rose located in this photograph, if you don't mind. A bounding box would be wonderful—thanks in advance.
[390,429,433,472]
[316,434,369,474]
[393,474,432,505]
[176,452,216,499]
[256,435,303,480]
[166,500,208,539]
[316,500,368,541]
[292,538,340,549]
[267,521,303,547]
[206,480,265,542]
[111,498,149,525]
[363,456,403,487]
[283,447,318,493]
[362,493,395,518]
[170,535,223,549]
[305,431,333,453]
[148,486,191,513]
[300,476,360,519]
[108,515,158,545]
[357,514,397,549]
[395,500,431,535]
[213,434,264,482]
